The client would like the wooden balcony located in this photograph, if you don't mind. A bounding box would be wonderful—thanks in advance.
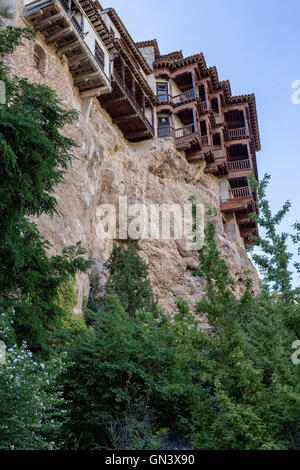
[214,149,225,160]
[157,124,213,154]
[173,88,197,105]
[157,124,201,152]
[229,186,251,198]
[227,160,253,178]
[175,124,201,152]
[175,123,195,138]
[221,188,254,215]
[99,70,154,141]
[200,135,210,147]
[221,188,257,245]
[204,148,228,177]
[157,94,173,105]
[157,126,175,138]
[200,100,209,112]
[227,160,251,172]
[226,127,249,140]
[23,0,111,96]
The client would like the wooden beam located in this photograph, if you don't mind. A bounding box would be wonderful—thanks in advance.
[125,130,150,139]
[113,114,138,124]
[57,40,80,55]
[80,88,103,99]
[68,53,87,66]
[24,1,55,18]
[46,26,72,44]
[121,61,125,85]
[107,96,127,105]
[74,71,100,84]
[35,12,63,30]
[236,214,251,224]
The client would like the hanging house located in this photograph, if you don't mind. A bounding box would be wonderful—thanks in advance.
[137,40,261,245]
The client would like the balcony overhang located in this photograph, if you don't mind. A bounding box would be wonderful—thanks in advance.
[24,0,111,96]
[220,197,255,214]
[173,125,201,152]
[99,71,154,142]
[224,127,250,142]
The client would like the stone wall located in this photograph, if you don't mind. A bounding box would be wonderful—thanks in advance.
[1,3,260,316]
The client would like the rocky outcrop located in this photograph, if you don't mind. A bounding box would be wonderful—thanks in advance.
[4,8,260,316]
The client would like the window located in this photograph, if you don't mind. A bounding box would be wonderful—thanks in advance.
[200,120,207,135]
[213,133,221,147]
[95,42,105,69]
[110,27,115,38]
[211,97,219,114]
[34,51,40,70]
[33,44,46,75]
[158,117,170,137]
[157,82,169,103]
[198,84,206,99]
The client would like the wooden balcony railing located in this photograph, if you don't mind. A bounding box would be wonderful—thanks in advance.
[227,127,249,139]
[157,126,174,138]
[175,124,195,139]
[200,100,209,111]
[113,70,154,136]
[173,88,197,105]
[229,187,251,199]
[157,94,172,104]
[201,135,209,146]
[214,149,225,159]
[228,160,251,172]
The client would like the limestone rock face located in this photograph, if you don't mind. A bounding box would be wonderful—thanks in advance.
[5,9,260,316]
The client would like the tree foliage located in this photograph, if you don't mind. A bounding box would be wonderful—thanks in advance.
[88,243,159,318]
[0,27,91,355]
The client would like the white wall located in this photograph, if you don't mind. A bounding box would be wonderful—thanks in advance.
[23,1,111,81]
[100,11,120,39]
[82,15,110,79]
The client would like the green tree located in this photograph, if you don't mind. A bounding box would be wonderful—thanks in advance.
[89,243,159,317]
[248,174,300,302]
[62,294,194,449]
[190,177,300,449]
[0,27,91,355]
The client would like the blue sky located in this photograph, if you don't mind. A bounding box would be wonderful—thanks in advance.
[103,0,300,280]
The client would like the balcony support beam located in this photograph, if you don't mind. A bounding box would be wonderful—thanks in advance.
[68,53,87,66]
[81,88,103,99]
[108,96,127,105]
[113,114,138,124]
[35,12,63,30]
[46,26,72,44]
[125,130,150,139]
[57,40,81,55]
[74,71,100,85]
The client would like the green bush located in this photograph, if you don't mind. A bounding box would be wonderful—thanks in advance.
[60,292,196,449]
